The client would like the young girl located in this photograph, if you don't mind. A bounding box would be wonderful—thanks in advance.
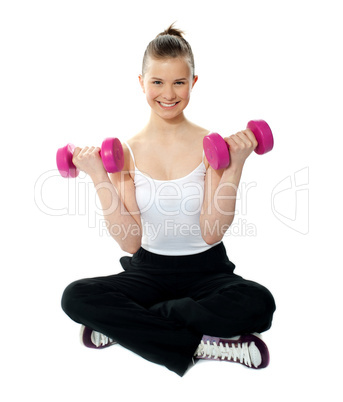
[61,24,276,377]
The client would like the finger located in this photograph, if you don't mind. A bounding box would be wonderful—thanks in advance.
[223,135,238,147]
[78,146,89,156]
[73,147,82,158]
[236,130,249,141]
[228,133,245,146]
[241,129,258,148]
[90,146,101,155]
[72,146,84,166]
[235,131,254,148]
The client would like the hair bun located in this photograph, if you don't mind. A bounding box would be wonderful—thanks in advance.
[142,23,195,77]
[157,23,185,38]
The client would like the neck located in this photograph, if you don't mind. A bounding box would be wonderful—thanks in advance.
[144,111,191,141]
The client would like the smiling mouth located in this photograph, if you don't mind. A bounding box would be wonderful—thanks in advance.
[157,101,180,108]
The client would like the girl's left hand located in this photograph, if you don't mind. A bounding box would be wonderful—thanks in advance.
[223,129,258,168]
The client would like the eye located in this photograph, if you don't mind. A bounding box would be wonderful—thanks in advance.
[175,81,185,86]
[153,80,162,85]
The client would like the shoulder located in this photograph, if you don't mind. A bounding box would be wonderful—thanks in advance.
[187,124,211,169]
[188,122,210,137]
[108,134,139,183]
[124,131,146,150]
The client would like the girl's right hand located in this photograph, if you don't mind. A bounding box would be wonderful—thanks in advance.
[72,146,107,179]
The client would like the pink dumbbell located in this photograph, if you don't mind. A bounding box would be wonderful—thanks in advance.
[56,137,124,178]
[203,120,274,170]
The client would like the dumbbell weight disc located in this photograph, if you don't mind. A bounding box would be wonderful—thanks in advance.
[203,133,230,170]
[100,137,124,173]
[56,143,80,178]
[247,120,274,155]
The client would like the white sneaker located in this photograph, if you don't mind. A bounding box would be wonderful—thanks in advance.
[194,333,270,369]
[79,325,117,349]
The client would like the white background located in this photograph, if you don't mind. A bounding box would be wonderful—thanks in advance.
[1,0,342,401]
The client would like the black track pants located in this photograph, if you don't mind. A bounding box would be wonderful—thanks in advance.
[61,242,276,376]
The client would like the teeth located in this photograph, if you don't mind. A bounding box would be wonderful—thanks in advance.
[160,102,177,107]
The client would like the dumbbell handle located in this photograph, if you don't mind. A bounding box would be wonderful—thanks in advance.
[203,120,274,170]
[56,137,124,178]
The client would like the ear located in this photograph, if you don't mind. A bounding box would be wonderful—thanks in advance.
[191,75,198,89]
[138,74,145,93]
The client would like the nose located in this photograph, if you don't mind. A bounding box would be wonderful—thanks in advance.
[162,84,176,101]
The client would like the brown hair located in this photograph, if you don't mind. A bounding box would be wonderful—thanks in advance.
[142,23,195,77]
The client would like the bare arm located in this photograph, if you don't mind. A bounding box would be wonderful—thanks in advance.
[200,129,258,244]
[72,145,142,254]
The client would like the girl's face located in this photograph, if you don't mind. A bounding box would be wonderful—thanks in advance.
[139,57,198,121]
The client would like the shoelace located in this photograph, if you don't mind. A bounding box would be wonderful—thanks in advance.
[195,340,252,367]
[91,331,114,347]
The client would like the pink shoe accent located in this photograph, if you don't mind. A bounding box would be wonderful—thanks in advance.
[79,325,117,349]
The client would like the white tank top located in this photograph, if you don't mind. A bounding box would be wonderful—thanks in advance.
[124,141,221,256]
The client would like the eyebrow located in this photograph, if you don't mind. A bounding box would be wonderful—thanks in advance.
[150,77,188,81]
